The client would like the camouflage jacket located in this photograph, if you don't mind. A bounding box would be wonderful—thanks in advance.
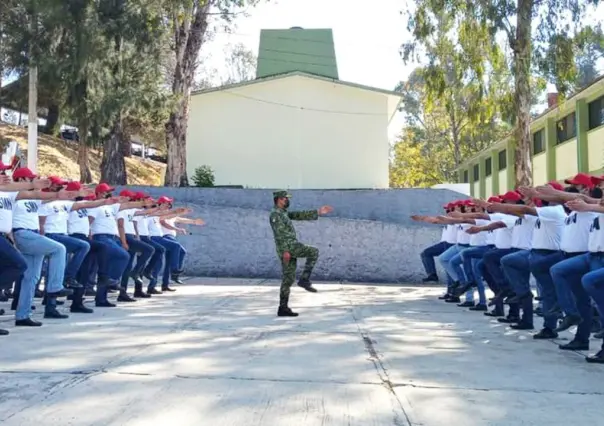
[269,207,318,253]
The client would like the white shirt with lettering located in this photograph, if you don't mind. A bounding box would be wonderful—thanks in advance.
[470,219,490,246]
[531,205,566,251]
[68,207,90,236]
[560,211,595,253]
[89,204,120,236]
[148,216,163,237]
[489,213,515,249]
[39,201,74,234]
[12,199,42,231]
[0,192,18,233]
[117,208,137,235]
[444,224,457,244]
[588,214,604,253]
[456,224,471,245]
[511,215,537,250]
[134,214,149,237]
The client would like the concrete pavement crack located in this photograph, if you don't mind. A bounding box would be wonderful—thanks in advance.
[390,382,604,396]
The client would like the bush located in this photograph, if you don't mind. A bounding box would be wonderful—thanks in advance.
[192,165,215,187]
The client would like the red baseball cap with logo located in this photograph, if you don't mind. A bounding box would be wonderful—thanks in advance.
[157,196,174,204]
[65,181,82,191]
[95,182,114,194]
[547,181,565,191]
[564,173,594,188]
[0,161,12,171]
[591,175,604,185]
[12,167,37,179]
[501,191,522,202]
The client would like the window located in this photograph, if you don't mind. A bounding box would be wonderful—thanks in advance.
[485,158,492,177]
[533,129,545,155]
[463,170,469,183]
[473,164,479,182]
[556,112,577,144]
[498,149,507,170]
[589,96,604,130]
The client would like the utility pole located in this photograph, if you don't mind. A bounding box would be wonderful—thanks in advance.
[27,0,38,173]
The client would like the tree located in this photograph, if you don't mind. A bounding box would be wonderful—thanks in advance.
[222,42,256,84]
[404,0,601,188]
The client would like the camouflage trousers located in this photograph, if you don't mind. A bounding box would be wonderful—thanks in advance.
[279,242,319,307]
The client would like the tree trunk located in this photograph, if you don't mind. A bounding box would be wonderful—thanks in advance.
[44,103,60,136]
[512,0,534,188]
[101,118,127,185]
[164,2,211,187]
[78,119,93,183]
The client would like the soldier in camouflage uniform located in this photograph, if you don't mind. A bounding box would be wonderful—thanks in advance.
[269,190,333,317]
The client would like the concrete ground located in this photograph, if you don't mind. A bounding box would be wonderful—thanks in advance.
[1,279,603,426]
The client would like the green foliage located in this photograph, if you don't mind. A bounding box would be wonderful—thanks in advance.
[192,165,215,187]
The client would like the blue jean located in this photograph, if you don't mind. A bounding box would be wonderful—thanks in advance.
[0,235,27,290]
[420,241,450,276]
[121,235,155,290]
[164,235,187,271]
[46,233,90,281]
[483,248,518,293]
[438,245,473,301]
[529,250,565,331]
[501,249,532,324]
[582,258,604,334]
[461,246,492,305]
[92,234,130,281]
[70,233,107,286]
[141,236,165,287]
[13,230,66,320]
[151,236,181,287]
[551,253,596,342]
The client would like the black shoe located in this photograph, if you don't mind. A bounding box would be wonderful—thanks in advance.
[298,279,318,293]
[422,274,439,283]
[469,304,488,311]
[510,323,534,330]
[438,293,452,300]
[533,328,558,339]
[64,277,83,289]
[148,288,162,295]
[117,294,137,302]
[15,318,42,327]
[454,283,475,297]
[56,300,64,306]
[34,289,44,298]
[445,296,461,303]
[277,306,299,317]
[133,291,151,299]
[161,286,176,292]
[44,308,69,319]
[484,310,504,317]
[457,301,475,308]
[535,296,542,301]
[593,330,604,339]
[171,274,184,285]
[70,304,94,314]
[586,350,604,364]
[0,293,7,302]
[498,317,520,324]
[84,288,96,297]
[95,300,116,308]
[547,304,563,316]
[559,340,589,351]
[131,273,145,287]
[0,329,8,336]
[47,288,74,298]
[505,292,533,305]
[554,315,583,333]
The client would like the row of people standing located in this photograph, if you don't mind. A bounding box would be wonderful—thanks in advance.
[0,164,203,336]
[413,172,604,364]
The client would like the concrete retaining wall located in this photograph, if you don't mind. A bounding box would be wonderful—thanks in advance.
[120,187,464,283]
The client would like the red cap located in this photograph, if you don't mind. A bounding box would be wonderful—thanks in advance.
[488,196,502,203]
[501,191,522,202]
[533,198,543,207]
[48,176,68,186]
[591,175,604,185]
[95,182,114,194]
[547,181,565,191]
[65,181,82,191]
[133,191,149,200]
[461,199,474,206]
[157,196,174,204]
[83,194,96,201]
[12,167,37,179]
[0,161,12,171]
[564,173,593,188]
[119,189,136,198]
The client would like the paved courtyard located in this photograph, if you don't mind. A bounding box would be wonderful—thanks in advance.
[1,279,603,426]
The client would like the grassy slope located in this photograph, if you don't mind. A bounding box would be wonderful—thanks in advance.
[0,123,165,185]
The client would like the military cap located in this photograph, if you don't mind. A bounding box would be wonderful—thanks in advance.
[273,190,292,198]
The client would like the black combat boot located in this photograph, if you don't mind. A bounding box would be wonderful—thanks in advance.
[298,278,317,293]
[133,282,151,298]
[278,306,299,317]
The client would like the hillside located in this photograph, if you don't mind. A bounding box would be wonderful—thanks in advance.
[0,123,166,185]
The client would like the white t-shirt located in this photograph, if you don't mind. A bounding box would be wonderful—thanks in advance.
[68,207,91,236]
[161,218,177,237]
[470,219,489,246]
[89,204,120,236]
[117,208,137,235]
[587,214,604,253]
[12,199,41,231]
[134,214,149,236]
[456,224,471,245]
[148,216,163,237]
[439,226,447,242]
[531,205,566,251]
[39,201,74,234]
[489,213,515,249]
[444,224,457,244]
[511,215,537,250]
[0,192,18,233]
[560,211,595,253]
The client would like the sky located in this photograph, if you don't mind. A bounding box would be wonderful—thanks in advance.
[201,0,415,141]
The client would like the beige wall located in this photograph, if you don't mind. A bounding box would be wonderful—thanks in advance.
[555,140,578,181]
[485,176,492,197]
[187,75,390,189]
[588,126,604,172]
[498,170,507,194]
[532,153,547,186]
[472,181,480,197]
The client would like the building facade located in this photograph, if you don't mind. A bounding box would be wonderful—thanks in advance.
[457,76,604,197]
[186,28,402,189]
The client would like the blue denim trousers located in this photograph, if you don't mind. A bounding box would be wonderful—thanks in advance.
[421,241,450,277]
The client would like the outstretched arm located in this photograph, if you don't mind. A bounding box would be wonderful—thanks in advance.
[567,199,604,214]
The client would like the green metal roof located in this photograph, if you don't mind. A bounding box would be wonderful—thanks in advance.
[256,28,338,80]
